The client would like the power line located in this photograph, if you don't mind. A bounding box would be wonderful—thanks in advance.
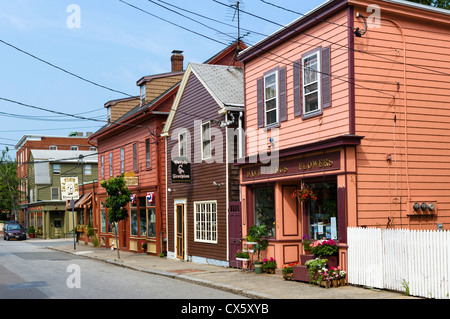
[118,0,229,46]
[0,39,135,97]
[215,0,450,78]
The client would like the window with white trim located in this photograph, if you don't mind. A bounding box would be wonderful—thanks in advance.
[120,148,124,174]
[264,71,278,126]
[109,153,113,177]
[201,122,211,160]
[51,187,59,200]
[302,50,321,115]
[178,131,187,157]
[194,201,217,243]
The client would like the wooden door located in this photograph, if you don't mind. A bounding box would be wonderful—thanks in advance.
[176,204,184,259]
[228,201,242,268]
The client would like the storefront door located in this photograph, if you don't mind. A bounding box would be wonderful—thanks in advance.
[176,203,184,259]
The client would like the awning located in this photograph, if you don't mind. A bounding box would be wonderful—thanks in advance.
[66,193,92,210]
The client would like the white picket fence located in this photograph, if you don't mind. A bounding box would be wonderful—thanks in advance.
[347,227,450,299]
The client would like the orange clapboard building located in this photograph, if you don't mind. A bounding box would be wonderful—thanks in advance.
[237,0,450,275]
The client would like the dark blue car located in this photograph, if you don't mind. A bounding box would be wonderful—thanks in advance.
[3,223,26,241]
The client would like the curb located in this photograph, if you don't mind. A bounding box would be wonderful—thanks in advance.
[47,246,272,299]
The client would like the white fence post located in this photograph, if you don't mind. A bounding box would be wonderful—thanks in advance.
[347,227,450,299]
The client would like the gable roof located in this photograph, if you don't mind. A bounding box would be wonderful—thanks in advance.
[161,63,244,137]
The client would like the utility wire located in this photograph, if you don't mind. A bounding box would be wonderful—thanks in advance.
[118,0,229,46]
[0,39,134,97]
[215,0,450,78]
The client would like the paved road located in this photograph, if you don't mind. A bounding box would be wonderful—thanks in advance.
[0,238,246,300]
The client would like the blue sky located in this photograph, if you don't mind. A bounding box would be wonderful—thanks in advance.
[0,0,326,158]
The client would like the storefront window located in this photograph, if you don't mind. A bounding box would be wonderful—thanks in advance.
[254,187,275,237]
[100,202,106,233]
[147,207,156,237]
[139,197,147,236]
[305,181,338,240]
[130,198,138,236]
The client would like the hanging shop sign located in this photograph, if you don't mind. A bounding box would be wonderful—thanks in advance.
[124,172,139,187]
[242,151,340,182]
[171,157,191,183]
[61,177,79,200]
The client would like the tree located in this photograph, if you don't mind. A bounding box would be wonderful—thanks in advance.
[0,148,22,220]
[101,175,131,259]
[406,0,450,9]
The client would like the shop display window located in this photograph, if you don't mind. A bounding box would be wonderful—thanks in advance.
[254,187,276,237]
[305,181,338,240]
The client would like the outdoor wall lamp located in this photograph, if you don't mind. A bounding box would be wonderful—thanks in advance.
[354,12,367,37]
[213,181,221,187]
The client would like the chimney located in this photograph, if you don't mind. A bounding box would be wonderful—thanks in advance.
[171,50,184,72]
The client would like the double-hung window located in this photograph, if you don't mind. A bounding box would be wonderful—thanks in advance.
[120,148,124,174]
[109,153,113,177]
[302,51,320,115]
[133,143,138,171]
[264,71,278,126]
[145,138,151,168]
[201,122,211,160]
[194,201,217,243]
[178,131,187,157]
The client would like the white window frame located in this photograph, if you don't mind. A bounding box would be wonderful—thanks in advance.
[178,131,187,157]
[101,155,104,179]
[53,163,61,174]
[109,153,113,177]
[49,145,57,150]
[201,122,211,160]
[264,71,278,127]
[194,200,217,244]
[84,164,92,176]
[120,148,124,174]
[302,50,321,115]
[51,187,59,200]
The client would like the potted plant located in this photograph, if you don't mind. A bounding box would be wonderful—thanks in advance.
[262,257,277,274]
[235,249,250,260]
[141,241,148,252]
[302,234,313,254]
[291,184,317,202]
[28,225,35,238]
[310,239,338,257]
[281,262,298,281]
[305,257,328,284]
[246,224,269,274]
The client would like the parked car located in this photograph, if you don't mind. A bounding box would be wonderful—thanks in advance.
[3,223,26,241]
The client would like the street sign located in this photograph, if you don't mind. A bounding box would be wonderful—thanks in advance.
[61,177,80,200]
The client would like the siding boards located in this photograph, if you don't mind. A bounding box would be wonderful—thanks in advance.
[167,73,229,261]
[353,11,450,228]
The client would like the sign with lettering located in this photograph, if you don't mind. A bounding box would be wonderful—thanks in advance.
[242,151,340,182]
[61,177,79,200]
[171,157,191,183]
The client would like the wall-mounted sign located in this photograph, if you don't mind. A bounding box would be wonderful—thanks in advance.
[171,157,191,183]
[242,151,340,182]
[124,172,139,187]
[61,177,79,200]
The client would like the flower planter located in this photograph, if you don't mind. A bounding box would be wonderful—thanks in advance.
[319,280,331,288]
[332,279,340,288]
[339,278,346,286]
[254,262,263,274]
[263,268,275,274]
[283,273,293,281]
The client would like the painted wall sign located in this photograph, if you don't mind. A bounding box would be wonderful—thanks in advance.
[171,157,191,183]
[242,151,340,182]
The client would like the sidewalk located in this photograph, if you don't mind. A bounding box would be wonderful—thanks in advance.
[46,239,416,299]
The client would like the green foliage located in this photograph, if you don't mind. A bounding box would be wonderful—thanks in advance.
[100,175,131,224]
[247,224,269,262]
[0,148,22,216]
[407,0,450,9]
[28,225,35,234]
